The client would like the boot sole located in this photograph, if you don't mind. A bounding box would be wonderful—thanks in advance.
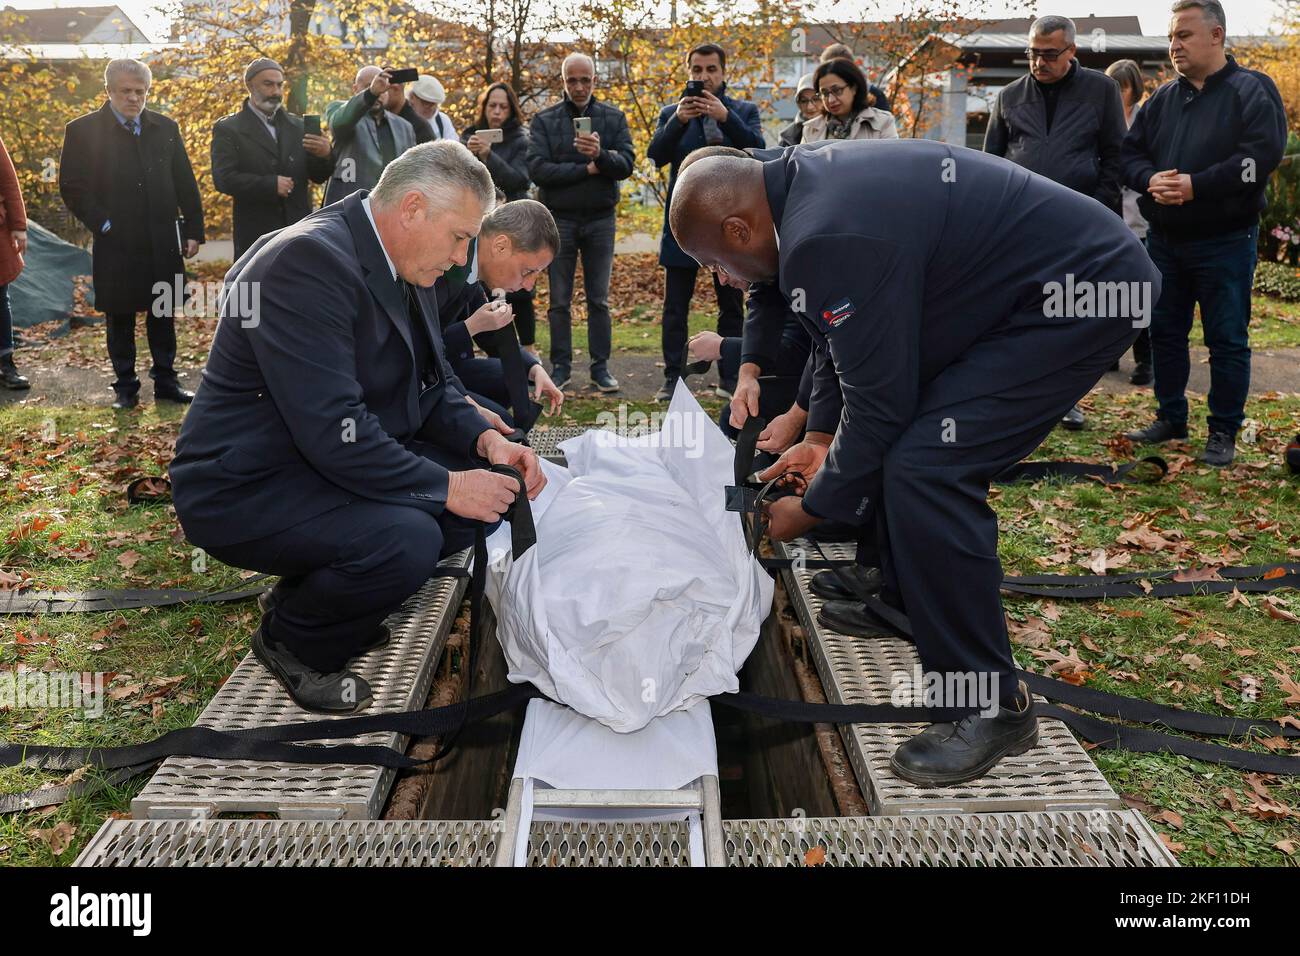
[815,607,902,640]
[251,631,374,715]
[889,721,1040,788]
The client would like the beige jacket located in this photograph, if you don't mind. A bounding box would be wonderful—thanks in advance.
[800,107,898,143]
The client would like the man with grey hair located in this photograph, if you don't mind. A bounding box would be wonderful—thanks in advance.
[1120,0,1286,467]
[324,66,418,205]
[60,57,205,408]
[984,14,1127,431]
[172,141,544,714]
[528,51,635,393]
[211,57,335,260]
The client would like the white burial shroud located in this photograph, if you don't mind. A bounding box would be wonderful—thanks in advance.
[485,381,775,733]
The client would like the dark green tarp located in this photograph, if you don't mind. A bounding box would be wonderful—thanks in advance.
[9,220,93,328]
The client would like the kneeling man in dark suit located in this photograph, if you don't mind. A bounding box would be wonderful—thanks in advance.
[171,141,544,714]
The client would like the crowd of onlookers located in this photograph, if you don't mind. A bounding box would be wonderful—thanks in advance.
[0,0,1287,469]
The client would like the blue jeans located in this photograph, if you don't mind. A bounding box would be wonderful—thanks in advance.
[0,284,12,356]
[1146,225,1258,437]
[546,212,615,373]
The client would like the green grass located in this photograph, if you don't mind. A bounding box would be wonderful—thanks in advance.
[1253,295,1300,349]
[1,378,1297,866]
[528,304,719,358]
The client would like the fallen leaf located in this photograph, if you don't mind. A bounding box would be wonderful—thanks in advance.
[803,846,826,866]
[30,822,76,856]
[1173,567,1225,583]
[116,549,142,571]
[1154,809,1184,829]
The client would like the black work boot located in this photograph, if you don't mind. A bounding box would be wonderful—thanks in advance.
[890,681,1039,787]
[251,620,374,714]
[810,564,882,602]
[816,598,906,639]
[0,353,29,390]
[1129,362,1153,386]
[1125,418,1187,444]
[1059,405,1086,430]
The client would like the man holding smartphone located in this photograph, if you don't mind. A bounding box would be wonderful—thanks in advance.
[648,43,764,402]
[211,58,336,261]
[527,52,635,394]
[324,66,419,204]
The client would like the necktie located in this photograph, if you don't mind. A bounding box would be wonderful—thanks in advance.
[123,120,139,136]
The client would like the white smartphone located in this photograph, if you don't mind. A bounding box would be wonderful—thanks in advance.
[479,127,504,144]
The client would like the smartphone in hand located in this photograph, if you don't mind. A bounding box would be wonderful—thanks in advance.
[303,114,321,136]
[684,80,706,99]
[479,127,504,144]
[573,116,592,135]
[387,67,419,84]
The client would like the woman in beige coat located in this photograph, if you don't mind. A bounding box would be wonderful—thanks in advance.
[800,58,898,143]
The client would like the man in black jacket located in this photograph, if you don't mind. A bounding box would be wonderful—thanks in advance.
[60,58,205,409]
[672,140,1158,785]
[527,52,635,394]
[211,58,335,261]
[172,143,543,714]
[984,15,1127,432]
[1121,0,1287,467]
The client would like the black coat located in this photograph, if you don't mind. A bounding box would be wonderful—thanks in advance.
[171,191,489,550]
[461,121,531,201]
[60,102,205,314]
[526,96,635,217]
[211,101,335,260]
[983,62,1126,213]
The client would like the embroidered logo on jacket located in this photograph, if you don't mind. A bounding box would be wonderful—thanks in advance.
[821,297,855,328]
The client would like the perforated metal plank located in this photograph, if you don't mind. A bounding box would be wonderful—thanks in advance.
[725,810,1176,867]
[525,425,590,463]
[776,539,1122,816]
[131,552,470,821]
[76,810,1174,867]
[76,818,500,867]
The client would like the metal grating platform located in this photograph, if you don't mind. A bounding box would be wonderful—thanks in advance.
[131,552,471,821]
[776,539,1122,816]
[525,424,591,463]
[75,810,1175,867]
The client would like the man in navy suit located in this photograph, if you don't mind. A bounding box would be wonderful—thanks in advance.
[647,43,765,401]
[172,142,543,714]
[671,141,1158,785]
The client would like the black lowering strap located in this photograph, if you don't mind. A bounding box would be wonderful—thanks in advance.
[994,456,1169,485]
[0,578,274,615]
[1002,564,1300,599]
[489,320,542,433]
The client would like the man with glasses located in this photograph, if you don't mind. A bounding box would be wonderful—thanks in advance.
[648,42,765,402]
[1120,0,1286,467]
[527,52,636,395]
[984,15,1127,432]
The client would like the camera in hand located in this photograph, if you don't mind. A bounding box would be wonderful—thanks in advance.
[683,80,706,99]
[386,68,419,84]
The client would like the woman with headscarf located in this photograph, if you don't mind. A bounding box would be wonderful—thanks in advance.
[780,73,822,147]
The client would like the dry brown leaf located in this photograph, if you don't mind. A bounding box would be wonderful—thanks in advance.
[30,821,76,856]
[803,846,826,866]
[1154,809,1184,829]
[116,549,142,571]
[1173,566,1224,583]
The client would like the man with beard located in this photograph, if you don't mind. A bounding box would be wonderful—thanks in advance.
[211,58,335,260]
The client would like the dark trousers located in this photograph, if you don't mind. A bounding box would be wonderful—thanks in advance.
[204,442,495,672]
[852,311,1135,704]
[1146,225,1258,437]
[0,284,12,355]
[507,288,536,347]
[547,212,615,373]
[662,265,744,381]
[106,311,179,395]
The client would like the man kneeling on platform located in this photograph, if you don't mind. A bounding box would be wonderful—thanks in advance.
[171,141,544,715]
[671,140,1158,785]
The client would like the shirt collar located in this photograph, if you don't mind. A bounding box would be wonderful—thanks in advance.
[109,103,139,129]
[361,195,399,282]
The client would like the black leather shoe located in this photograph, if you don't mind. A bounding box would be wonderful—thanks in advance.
[810,565,882,602]
[257,590,390,660]
[111,391,139,410]
[890,682,1039,787]
[251,622,374,714]
[0,354,29,390]
[1125,418,1187,444]
[1129,362,1153,386]
[1201,431,1236,468]
[155,384,194,404]
[1060,405,1085,430]
[816,599,905,639]
[550,366,571,390]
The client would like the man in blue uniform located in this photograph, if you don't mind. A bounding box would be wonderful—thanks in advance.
[670,139,1159,784]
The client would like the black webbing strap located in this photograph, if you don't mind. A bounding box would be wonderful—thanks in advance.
[489,320,542,433]
[1002,564,1300,599]
[0,578,274,615]
[993,456,1169,485]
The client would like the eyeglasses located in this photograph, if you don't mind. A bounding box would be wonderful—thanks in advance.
[1025,47,1070,61]
[817,84,849,101]
[796,95,818,106]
